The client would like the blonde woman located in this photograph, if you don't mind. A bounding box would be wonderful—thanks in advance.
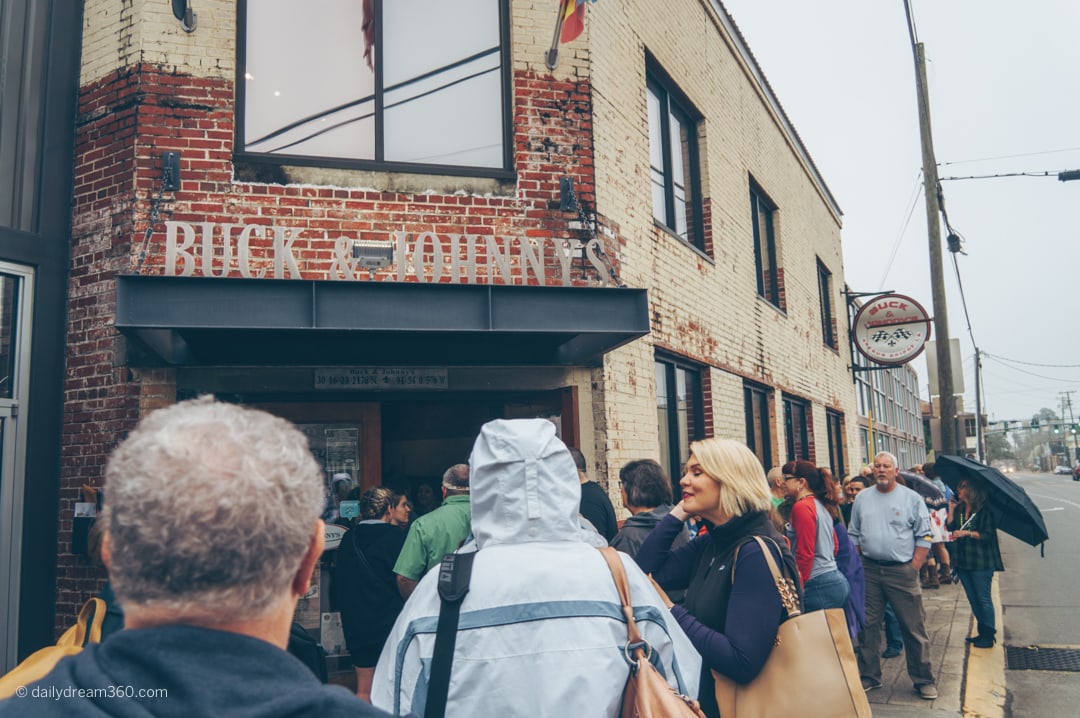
[637,438,800,718]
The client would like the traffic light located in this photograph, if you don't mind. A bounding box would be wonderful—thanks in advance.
[1054,424,1061,434]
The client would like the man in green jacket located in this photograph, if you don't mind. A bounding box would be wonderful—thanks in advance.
[393,463,471,598]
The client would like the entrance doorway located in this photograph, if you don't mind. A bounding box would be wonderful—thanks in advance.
[0,264,35,672]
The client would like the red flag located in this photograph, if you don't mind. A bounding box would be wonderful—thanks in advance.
[560,0,586,44]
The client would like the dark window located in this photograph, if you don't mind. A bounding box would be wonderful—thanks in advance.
[647,65,703,250]
[818,260,836,348]
[826,409,845,477]
[656,355,704,490]
[964,417,977,437]
[237,0,511,176]
[783,394,811,462]
[750,182,780,307]
[744,382,773,471]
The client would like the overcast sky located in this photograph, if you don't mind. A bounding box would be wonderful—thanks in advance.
[717,0,1080,423]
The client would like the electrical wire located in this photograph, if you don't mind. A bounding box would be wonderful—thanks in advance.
[949,252,977,348]
[940,170,1071,182]
[877,171,924,290]
[982,355,1080,384]
[939,147,1080,167]
[983,353,1080,369]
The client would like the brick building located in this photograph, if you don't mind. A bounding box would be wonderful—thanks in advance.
[2,0,862,661]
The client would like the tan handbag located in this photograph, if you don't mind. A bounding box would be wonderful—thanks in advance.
[598,547,706,718]
[712,537,871,718]
[0,598,107,698]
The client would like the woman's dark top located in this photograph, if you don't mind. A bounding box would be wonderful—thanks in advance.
[946,506,1004,572]
[636,510,799,718]
[333,520,408,667]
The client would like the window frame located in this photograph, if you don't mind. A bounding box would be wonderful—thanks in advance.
[750,180,780,307]
[646,59,705,252]
[817,259,836,348]
[234,0,515,180]
[655,353,705,493]
[782,393,811,462]
[744,381,773,471]
[825,409,845,477]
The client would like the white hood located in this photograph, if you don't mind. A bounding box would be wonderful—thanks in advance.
[372,418,701,717]
[469,418,582,549]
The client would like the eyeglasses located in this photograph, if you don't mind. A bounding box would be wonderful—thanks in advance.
[783,475,798,482]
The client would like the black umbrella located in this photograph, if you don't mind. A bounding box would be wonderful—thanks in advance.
[935,454,1049,546]
[898,470,947,508]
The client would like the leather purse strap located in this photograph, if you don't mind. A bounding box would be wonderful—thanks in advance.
[732,536,801,617]
[598,547,645,648]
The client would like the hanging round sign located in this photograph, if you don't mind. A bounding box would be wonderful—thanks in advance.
[851,293,931,365]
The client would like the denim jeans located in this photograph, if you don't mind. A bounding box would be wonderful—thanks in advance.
[803,569,851,612]
[956,569,996,632]
[884,601,903,650]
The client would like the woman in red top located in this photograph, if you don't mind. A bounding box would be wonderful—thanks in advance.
[782,460,851,612]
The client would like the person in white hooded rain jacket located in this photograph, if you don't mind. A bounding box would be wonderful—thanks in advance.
[371,418,701,716]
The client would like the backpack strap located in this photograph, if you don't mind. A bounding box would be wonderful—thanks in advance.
[425,551,475,718]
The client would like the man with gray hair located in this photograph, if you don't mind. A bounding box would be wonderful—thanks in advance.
[848,450,937,700]
[393,463,471,599]
[0,397,396,716]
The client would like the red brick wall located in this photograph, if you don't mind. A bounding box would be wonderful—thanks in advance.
[58,62,611,628]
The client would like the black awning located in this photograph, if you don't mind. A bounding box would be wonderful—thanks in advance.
[114,275,650,367]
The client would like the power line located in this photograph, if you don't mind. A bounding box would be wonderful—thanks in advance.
[939,170,1072,182]
[877,171,924,290]
[983,353,1080,369]
[939,146,1080,167]
[982,355,1080,384]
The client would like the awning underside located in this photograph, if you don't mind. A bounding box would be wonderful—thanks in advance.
[114,275,650,367]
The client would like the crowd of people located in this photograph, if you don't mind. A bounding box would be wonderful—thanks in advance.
[0,397,1005,717]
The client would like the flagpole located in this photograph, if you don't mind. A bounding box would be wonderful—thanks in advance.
[546,1,568,70]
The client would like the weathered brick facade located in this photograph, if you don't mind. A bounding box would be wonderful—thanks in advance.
[57,0,859,629]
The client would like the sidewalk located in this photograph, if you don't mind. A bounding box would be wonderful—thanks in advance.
[867,575,1006,718]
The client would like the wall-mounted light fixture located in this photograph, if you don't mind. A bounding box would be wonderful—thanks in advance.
[352,240,395,279]
[171,0,197,32]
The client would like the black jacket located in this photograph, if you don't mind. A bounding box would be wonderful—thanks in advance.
[1,625,398,717]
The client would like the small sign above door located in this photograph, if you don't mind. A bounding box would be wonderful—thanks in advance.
[314,367,449,390]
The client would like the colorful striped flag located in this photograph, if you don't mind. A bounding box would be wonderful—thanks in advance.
[560,0,587,44]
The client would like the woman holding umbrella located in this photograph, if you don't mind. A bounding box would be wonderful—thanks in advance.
[946,477,1004,648]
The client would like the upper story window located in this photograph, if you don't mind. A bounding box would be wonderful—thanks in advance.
[817,260,836,348]
[647,62,704,251]
[750,181,781,308]
[238,0,511,176]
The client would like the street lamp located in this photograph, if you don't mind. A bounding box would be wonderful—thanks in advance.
[1060,170,1080,182]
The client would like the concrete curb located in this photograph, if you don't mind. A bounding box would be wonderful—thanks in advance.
[961,574,1006,718]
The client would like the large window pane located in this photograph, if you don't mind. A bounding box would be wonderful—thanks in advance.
[245,0,375,159]
[383,0,502,166]
[241,0,506,171]
[646,65,703,251]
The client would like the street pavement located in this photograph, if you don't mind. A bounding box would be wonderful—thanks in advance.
[865,572,968,718]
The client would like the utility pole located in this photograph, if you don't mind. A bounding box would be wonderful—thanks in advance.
[904,3,957,456]
[974,348,984,462]
[1062,390,1078,465]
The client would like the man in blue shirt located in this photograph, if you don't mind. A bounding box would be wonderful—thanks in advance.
[848,451,938,700]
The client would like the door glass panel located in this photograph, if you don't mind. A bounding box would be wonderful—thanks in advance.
[0,275,19,399]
